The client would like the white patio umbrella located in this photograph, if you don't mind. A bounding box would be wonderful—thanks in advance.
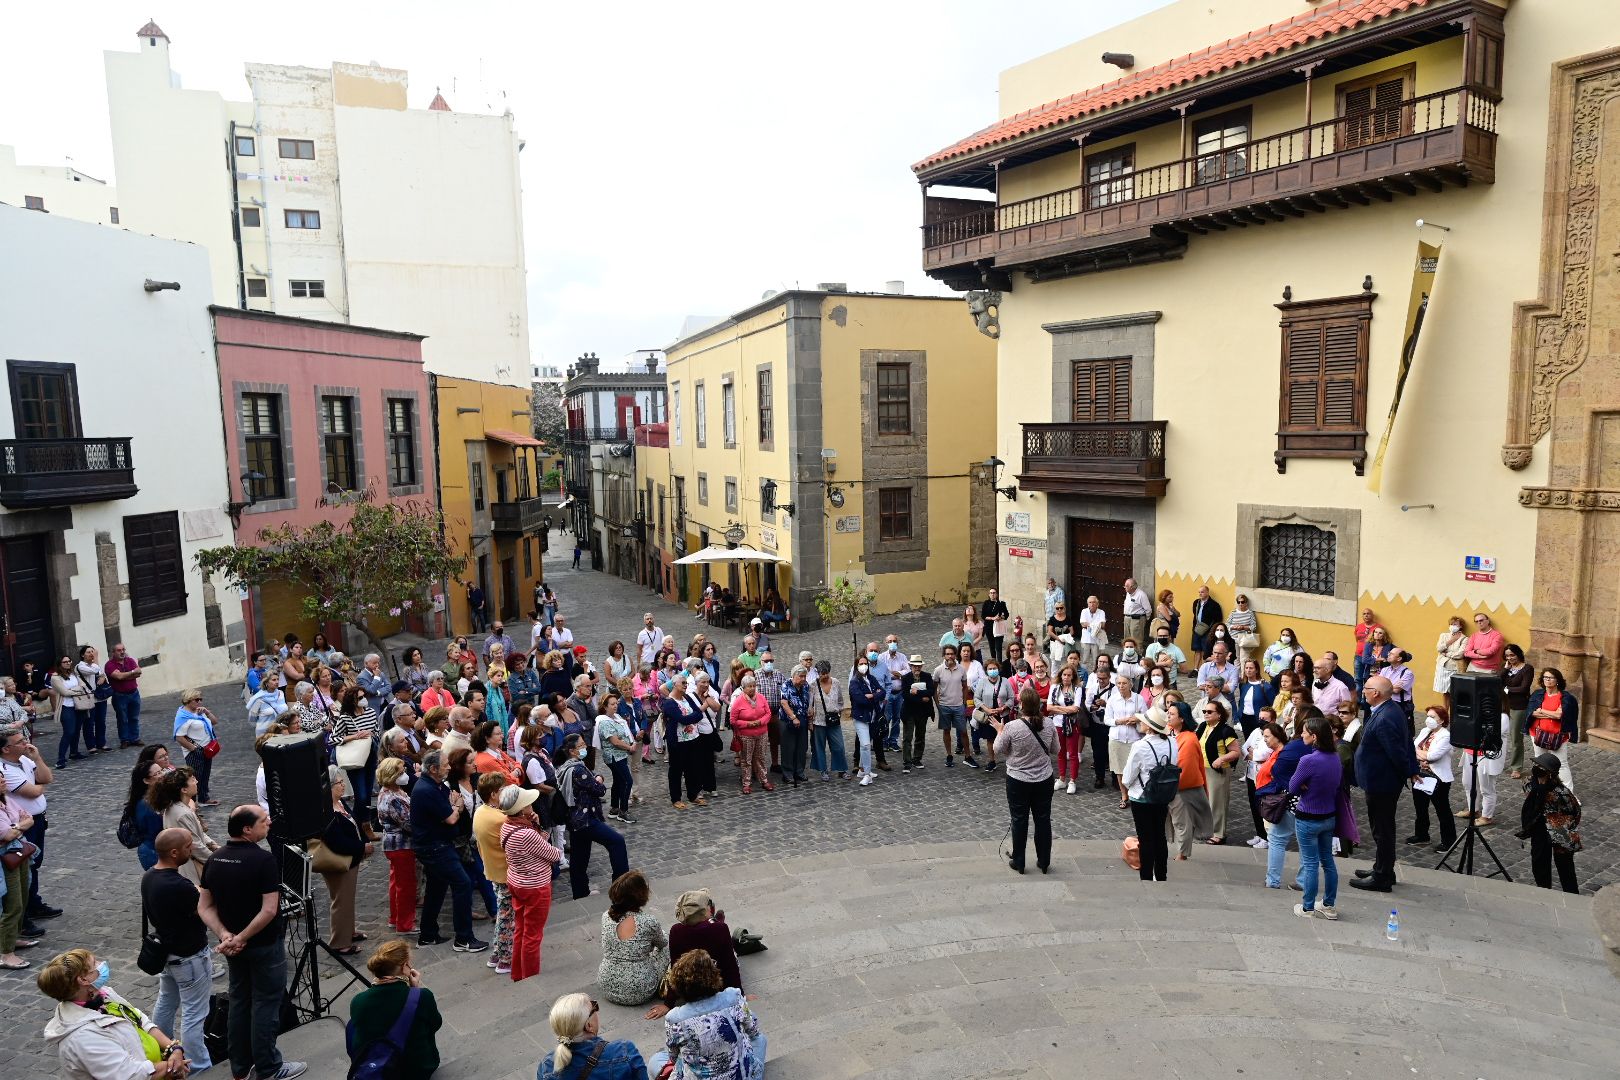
[673,544,785,566]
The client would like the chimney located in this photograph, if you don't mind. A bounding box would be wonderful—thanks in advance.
[644,355,659,374]
[576,352,600,375]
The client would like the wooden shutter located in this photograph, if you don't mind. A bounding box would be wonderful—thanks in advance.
[1281,316,1365,431]
[1338,66,1412,149]
[125,511,187,625]
[1071,358,1131,422]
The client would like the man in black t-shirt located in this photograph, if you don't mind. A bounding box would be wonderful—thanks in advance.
[198,805,306,1080]
[142,828,224,1073]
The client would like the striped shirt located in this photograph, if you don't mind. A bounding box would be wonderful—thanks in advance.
[500,818,562,889]
[333,706,379,741]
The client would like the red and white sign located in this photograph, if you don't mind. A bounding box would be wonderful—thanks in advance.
[1008,547,1034,559]
[1465,571,1496,583]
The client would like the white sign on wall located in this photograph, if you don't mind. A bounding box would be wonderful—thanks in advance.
[181,508,228,542]
[1003,511,1031,535]
[835,516,861,533]
[761,527,778,551]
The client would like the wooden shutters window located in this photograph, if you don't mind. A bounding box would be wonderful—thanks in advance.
[1275,293,1374,474]
[1337,66,1413,150]
[125,511,187,624]
[1071,358,1132,423]
[878,488,913,541]
[876,363,912,435]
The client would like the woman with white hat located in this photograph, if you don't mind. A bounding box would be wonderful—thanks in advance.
[1122,707,1178,882]
[499,785,562,982]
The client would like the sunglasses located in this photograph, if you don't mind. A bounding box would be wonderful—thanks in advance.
[590,999,600,1015]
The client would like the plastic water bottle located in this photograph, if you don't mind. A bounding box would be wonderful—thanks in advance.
[1385,910,1400,941]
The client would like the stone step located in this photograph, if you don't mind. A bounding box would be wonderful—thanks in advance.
[279,839,1612,1079]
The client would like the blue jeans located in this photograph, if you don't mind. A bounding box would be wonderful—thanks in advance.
[154,947,213,1071]
[55,706,83,765]
[1265,809,1296,887]
[112,692,142,744]
[883,693,903,747]
[810,723,849,774]
[226,937,286,1079]
[853,720,875,775]
[417,842,475,943]
[568,818,629,900]
[607,758,633,814]
[1294,815,1338,910]
[465,846,499,918]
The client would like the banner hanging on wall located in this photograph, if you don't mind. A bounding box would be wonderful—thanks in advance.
[1366,239,1442,493]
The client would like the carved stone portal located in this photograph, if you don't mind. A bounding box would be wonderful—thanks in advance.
[1509,48,1620,743]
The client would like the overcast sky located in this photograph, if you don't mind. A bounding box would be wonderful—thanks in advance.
[2,0,1169,368]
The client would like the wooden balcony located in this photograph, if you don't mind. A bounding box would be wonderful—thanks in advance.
[0,437,137,509]
[1016,421,1167,499]
[923,87,1496,289]
[490,496,549,536]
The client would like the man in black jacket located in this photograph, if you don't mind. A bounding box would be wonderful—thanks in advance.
[1351,676,1421,893]
[899,656,936,774]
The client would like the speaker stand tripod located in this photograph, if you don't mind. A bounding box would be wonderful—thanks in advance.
[284,885,371,1023]
[1434,749,1511,880]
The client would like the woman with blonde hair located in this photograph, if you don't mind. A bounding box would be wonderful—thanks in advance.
[537,992,649,1080]
[375,756,416,934]
[347,939,443,1079]
[39,948,191,1079]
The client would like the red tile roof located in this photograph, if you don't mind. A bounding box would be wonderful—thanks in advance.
[914,0,1435,174]
[428,91,451,112]
[485,428,541,448]
[136,20,169,41]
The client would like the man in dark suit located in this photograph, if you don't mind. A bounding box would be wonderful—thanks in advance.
[1351,675,1421,892]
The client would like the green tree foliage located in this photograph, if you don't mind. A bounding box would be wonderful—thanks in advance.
[530,381,567,449]
[814,574,878,668]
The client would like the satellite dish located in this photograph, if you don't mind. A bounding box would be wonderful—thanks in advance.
[761,289,778,300]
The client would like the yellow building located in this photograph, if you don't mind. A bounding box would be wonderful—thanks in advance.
[915,0,1620,733]
[432,376,547,632]
[663,289,998,628]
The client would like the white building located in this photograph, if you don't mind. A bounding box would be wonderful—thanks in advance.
[0,203,240,694]
[103,20,531,386]
[0,145,120,226]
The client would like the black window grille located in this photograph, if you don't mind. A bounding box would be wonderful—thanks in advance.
[1259,524,1336,596]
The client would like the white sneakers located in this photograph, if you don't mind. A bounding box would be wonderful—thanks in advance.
[1066,780,1077,794]
[1293,903,1341,921]
[1054,777,1064,790]
[859,773,873,786]
[1247,836,1267,848]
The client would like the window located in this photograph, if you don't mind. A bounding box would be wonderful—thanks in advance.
[284,209,321,230]
[109,207,120,225]
[671,384,682,446]
[124,511,186,624]
[7,361,82,440]
[694,384,707,446]
[878,488,913,541]
[523,537,533,577]
[471,462,485,511]
[289,279,325,299]
[241,207,261,228]
[1259,524,1337,596]
[1276,293,1373,472]
[517,455,530,499]
[277,138,315,160]
[1194,109,1250,184]
[673,477,685,535]
[245,277,268,298]
[235,135,257,157]
[697,473,709,505]
[724,479,738,513]
[240,393,285,499]
[23,196,43,211]
[386,398,417,487]
[1085,146,1135,208]
[1337,66,1413,150]
[721,382,736,447]
[757,368,774,446]
[876,363,911,435]
[320,395,357,491]
[1071,358,1131,423]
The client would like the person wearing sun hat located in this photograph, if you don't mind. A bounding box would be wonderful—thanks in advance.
[898,655,936,773]
[1122,706,1178,881]
[498,785,562,982]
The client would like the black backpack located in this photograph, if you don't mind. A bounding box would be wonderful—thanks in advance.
[116,803,141,850]
[1140,738,1181,805]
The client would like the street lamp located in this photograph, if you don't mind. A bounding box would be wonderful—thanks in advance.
[226,470,265,528]
[983,456,1017,500]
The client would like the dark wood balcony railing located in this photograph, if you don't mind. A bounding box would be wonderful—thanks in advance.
[490,496,549,536]
[1016,421,1167,499]
[0,437,138,509]
[566,426,629,445]
[924,86,1496,284]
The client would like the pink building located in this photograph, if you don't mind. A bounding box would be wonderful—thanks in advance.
[211,307,441,654]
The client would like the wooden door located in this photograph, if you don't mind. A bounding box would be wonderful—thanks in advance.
[0,535,54,678]
[1067,518,1133,640]
[501,557,519,623]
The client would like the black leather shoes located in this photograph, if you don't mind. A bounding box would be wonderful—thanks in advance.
[1350,877,1392,892]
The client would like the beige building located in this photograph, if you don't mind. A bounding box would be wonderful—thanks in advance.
[915,0,1620,736]
[0,146,120,225]
[102,20,530,386]
[661,288,998,628]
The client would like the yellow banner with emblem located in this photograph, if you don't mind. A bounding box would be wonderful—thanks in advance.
[1367,240,1441,493]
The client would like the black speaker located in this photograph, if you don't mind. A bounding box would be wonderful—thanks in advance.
[261,732,332,841]
[1449,672,1504,752]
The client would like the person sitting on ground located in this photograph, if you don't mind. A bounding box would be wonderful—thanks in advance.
[644,888,742,1020]
[347,939,442,1080]
[647,950,766,1080]
[538,991,649,1080]
[598,869,669,1007]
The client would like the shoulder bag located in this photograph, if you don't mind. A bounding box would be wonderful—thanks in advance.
[1,838,38,870]
[307,832,354,875]
[335,731,372,770]
[137,908,168,976]
[346,987,421,1079]
[813,681,841,726]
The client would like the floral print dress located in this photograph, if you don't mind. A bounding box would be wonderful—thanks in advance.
[597,910,669,1006]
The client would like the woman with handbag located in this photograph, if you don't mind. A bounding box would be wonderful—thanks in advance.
[1525,667,1578,793]
[808,661,849,781]
[991,686,1057,875]
[446,749,499,923]
[347,940,442,1079]
[1227,595,1261,672]
[333,684,380,834]
[1046,664,1084,795]
[1287,715,1343,920]
[1,765,40,969]
[727,675,773,794]
[49,655,91,768]
[1256,717,1307,889]
[75,646,112,754]
[147,768,218,886]
[170,689,219,806]
[317,766,371,955]
[539,992,649,1080]
[1433,617,1469,712]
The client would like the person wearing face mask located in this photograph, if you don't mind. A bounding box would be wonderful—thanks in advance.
[40,947,193,1079]
[1518,752,1581,893]
[1188,585,1224,671]
[753,651,787,776]
[557,734,629,900]
[1433,616,1469,713]
[1262,628,1301,679]
[1083,655,1117,790]
[848,651,885,785]
[857,642,893,774]
[970,657,1014,774]
[1144,629,1186,677]
[1114,639,1145,690]
[1140,663,1172,710]
[375,758,418,934]
[1234,659,1276,737]
[879,638,909,753]
[1408,707,1456,853]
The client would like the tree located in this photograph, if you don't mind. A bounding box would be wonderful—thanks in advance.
[813,574,878,670]
[197,499,467,676]
[530,381,567,448]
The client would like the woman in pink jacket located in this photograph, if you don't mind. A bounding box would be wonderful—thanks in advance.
[728,674,774,794]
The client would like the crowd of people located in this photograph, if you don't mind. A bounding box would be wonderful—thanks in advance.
[0,578,1592,1079]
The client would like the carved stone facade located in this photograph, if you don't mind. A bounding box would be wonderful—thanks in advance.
[1508,48,1620,743]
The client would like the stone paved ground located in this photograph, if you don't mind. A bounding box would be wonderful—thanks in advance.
[6,545,1618,1076]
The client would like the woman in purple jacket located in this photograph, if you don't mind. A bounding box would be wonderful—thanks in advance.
[1288,714,1344,921]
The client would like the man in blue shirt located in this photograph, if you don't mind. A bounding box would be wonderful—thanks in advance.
[780,667,812,786]
[1351,675,1421,893]
[410,749,485,952]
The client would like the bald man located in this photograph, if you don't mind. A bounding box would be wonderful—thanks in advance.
[143,828,227,1072]
[1351,675,1422,893]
